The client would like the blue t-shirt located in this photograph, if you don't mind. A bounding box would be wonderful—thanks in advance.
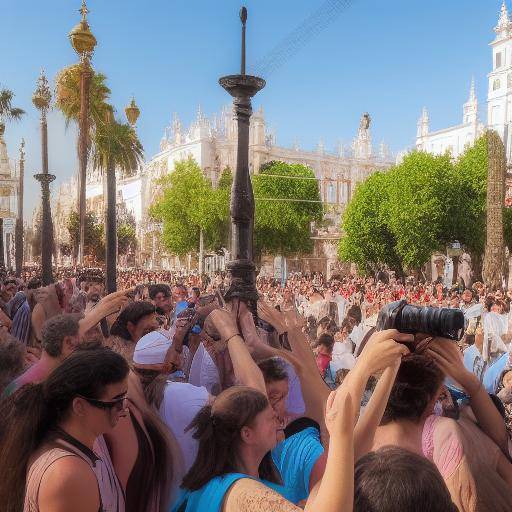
[171,473,297,512]
[271,420,324,503]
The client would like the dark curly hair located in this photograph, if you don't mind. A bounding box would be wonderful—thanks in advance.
[381,354,444,425]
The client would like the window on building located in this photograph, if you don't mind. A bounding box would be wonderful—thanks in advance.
[508,73,512,89]
[496,52,503,69]
[494,78,501,91]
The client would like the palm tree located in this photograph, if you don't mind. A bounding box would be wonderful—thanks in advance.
[55,64,112,130]
[92,115,143,292]
[0,89,25,269]
[55,65,112,262]
[0,89,25,126]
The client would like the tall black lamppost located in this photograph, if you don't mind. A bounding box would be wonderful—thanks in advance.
[69,0,96,266]
[219,7,265,304]
[33,70,55,285]
[15,138,25,277]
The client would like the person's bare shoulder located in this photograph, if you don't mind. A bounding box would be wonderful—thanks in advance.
[38,455,100,512]
[224,478,299,512]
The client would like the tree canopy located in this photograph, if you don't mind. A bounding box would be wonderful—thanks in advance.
[338,171,401,275]
[150,158,225,256]
[67,211,105,263]
[339,135,512,276]
[252,161,323,256]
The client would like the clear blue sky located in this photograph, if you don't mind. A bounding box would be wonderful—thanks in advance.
[0,0,503,219]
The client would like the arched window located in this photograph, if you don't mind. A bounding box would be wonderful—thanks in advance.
[494,78,501,91]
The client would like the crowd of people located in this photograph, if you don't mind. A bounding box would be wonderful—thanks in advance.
[0,266,511,511]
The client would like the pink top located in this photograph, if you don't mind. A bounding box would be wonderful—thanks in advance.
[24,434,125,512]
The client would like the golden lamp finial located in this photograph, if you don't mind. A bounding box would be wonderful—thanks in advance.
[125,97,140,127]
[69,0,97,58]
[79,0,89,21]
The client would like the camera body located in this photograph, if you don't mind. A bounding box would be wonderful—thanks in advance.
[376,300,466,341]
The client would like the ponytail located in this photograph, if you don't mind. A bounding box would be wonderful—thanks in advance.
[182,387,269,491]
[0,383,50,512]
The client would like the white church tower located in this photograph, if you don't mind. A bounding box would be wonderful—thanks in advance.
[463,78,478,125]
[488,1,512,157]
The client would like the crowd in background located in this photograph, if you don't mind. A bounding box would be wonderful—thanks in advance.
[0,267,511,511]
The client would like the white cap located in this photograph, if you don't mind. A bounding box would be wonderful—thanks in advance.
[133,330,171,366]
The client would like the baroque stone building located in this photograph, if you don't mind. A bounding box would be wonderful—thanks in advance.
[416,1,512,163]
[53,104,395,273]
[0,126,19,268]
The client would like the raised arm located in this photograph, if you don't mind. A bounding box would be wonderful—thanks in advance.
[78,289,132,338]
[427,339,510,455]
[205,305,266,395]
[257,301,331,426]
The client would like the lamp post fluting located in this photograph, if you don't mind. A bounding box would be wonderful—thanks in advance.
[69,0,96,266]
[219,7,265,305]
[15,138,25,276]
[33,70,55,285]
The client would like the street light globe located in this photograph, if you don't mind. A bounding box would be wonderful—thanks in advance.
[125,98,140,127]
[32,71,52,111]
[69,18,97,57]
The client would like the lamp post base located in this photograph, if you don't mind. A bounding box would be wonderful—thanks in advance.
[224,258,259,304]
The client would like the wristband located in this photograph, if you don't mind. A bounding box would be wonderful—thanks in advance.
[225,333,242,344]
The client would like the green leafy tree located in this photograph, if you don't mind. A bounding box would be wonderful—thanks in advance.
[150,158,223,256]
[118,224,137,256]
[453,134,488,261]
[384,151,459,270]
[338,172,402,275]
[92,115,144,290]
[67,211,105,263]
[252,161,323,256]
[206,167,232,251]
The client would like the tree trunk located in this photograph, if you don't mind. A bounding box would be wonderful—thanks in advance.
[78,61,92,266]
[483,131,506,290]
[105,161,117,293]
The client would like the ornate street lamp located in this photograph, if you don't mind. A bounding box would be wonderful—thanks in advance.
[33,70,55,285]
[69,0,96,266]
[15,138,25,276]
[219,7,265,304]
[125,97,140,127]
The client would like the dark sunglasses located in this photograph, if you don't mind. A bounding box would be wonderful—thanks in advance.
[78,395,128,412]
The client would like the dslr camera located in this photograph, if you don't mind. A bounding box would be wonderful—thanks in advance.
[376,300,465,341]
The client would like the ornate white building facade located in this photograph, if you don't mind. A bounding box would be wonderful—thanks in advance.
[0,126,19,268]
[416,1,512,161]
[53,104,395,271]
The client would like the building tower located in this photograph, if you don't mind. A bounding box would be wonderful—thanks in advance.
[463,77,478,125]
[488,1,512,157]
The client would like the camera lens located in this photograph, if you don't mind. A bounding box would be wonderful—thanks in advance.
[376,300,465,341]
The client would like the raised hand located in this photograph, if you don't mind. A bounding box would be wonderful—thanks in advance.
[426,338,479,394]
[356,329,412,377]
[257,299,287,335]
[204,308,240,342]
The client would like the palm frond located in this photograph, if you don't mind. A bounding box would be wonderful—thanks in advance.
[7,107,25,121]
[0,88,24,121]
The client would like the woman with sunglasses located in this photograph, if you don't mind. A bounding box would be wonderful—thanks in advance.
[0,347,130,512]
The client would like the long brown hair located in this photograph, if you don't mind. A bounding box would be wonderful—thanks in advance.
[133,367,168,409]
[0,348,129,512]
[182,386,277,491]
